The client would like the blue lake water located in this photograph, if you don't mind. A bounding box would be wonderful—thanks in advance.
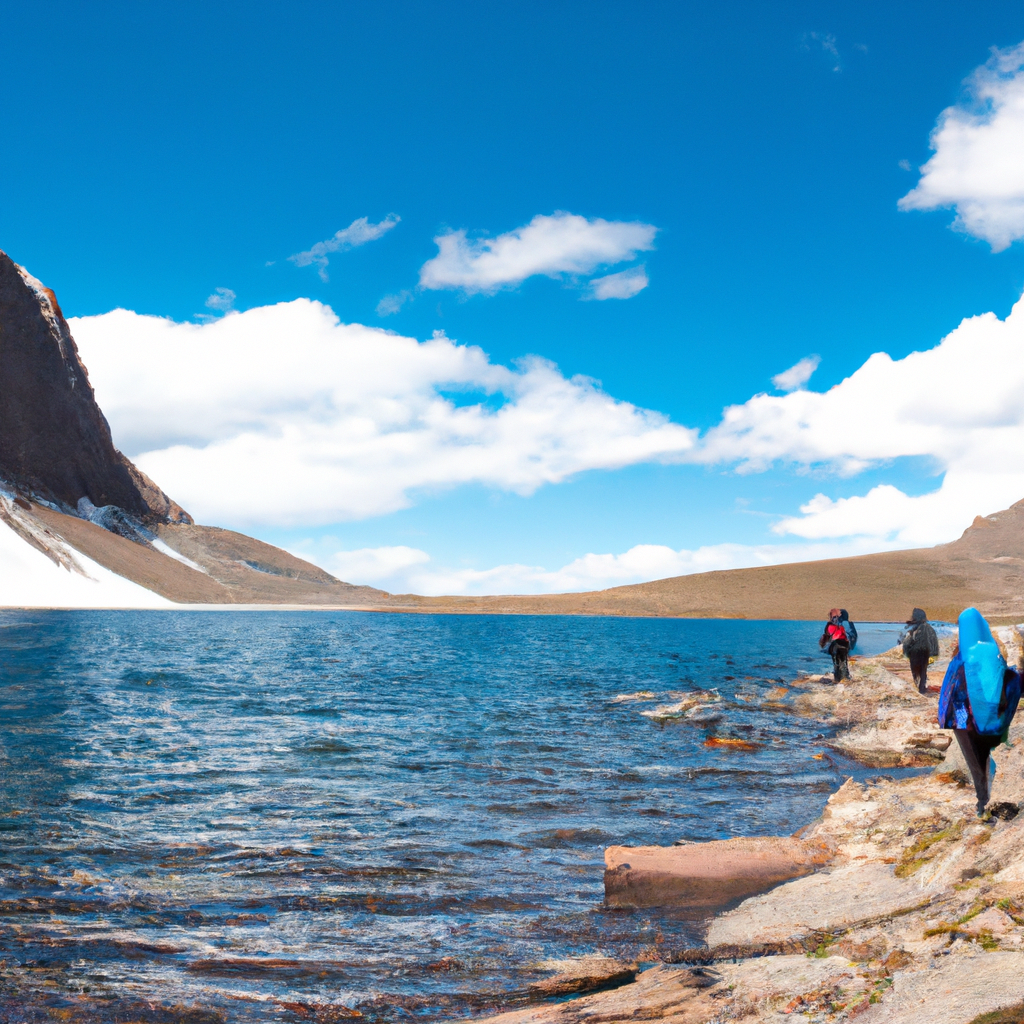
[0,611,909,1021]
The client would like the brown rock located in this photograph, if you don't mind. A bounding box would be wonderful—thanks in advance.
[962,908,1015,938]
[472,965,721,1024]
[0,250,188,524]
[834,934,891,961]
[527,956,636,997]
[603,836,834,910]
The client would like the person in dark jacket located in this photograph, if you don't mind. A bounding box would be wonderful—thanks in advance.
[900,608,939,694]
[819,607,851,682]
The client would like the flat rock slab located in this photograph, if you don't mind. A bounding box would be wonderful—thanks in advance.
[706,862,935,948]
[720,954,865,1012]
[859,950,1024,1023]
[528,956,636,997]
[604,836,832,910]
[472,965,720,1024]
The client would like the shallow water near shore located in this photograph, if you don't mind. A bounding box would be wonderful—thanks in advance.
[0,611,912,1020]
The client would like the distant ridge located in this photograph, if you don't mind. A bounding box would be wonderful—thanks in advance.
[370,503,1024,622]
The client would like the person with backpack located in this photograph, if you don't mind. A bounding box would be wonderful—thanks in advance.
[819,607,851,682]
[900,608,940,694]
[938,608,1022,816]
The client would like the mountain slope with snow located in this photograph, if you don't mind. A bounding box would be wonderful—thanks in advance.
[0,502,173,609]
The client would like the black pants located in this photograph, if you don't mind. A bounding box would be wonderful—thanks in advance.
[830,641,850,682]
[909,651,930,693]
[953,728,1001,814]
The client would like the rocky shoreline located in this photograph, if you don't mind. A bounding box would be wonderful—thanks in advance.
[479,633,1024,1024]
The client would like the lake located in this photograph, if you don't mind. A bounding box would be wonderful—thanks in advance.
[0,611,910,1021]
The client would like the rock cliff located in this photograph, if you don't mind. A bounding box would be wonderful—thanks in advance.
[0,250,189,524]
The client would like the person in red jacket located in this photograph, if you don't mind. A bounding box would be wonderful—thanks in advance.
[819,607,851,682]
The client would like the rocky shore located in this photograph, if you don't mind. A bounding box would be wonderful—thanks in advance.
[479,633,1024,1024]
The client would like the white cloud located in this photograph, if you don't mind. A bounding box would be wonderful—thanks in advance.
[588,265,649,300]
[205,287,235,313]
[692,293,1024,546]
[65,264,1024,577]
[418,212,657,294]
[289,214,400,281]
[329,545,430,590]
[69,301,696,527]
[772,355,820,392]
[899,42,1024,250]
[376,290,412,316]
[317,536,899,596]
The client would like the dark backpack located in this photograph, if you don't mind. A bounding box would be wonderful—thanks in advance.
[903,622,938,658]
[841,618,858,652]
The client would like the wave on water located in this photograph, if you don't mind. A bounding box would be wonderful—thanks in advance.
[0,611,909,1021]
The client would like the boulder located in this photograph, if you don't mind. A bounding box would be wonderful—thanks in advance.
[471,965,720,1024]
[603,835,833,910]
[527,956,636,997]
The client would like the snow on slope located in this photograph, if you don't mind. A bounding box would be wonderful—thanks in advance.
[0,513,174,609]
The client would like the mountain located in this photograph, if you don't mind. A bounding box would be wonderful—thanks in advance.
[2,248,1024,619]
[0,251,383,606]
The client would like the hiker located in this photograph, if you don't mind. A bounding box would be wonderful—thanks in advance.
[839,609,858,654]
[819,607,851,682]
[938,608,1022,817]
[900,608,939,694]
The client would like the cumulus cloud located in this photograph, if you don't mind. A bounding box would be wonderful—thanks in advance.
[772,355,820,392]
[317,536,898,596]
[588,265,649,300]
[289,214,400,281]
[418,212,657,294]
[691,293,1024,546]
[69,301,695,526]
[899,41,1024,250]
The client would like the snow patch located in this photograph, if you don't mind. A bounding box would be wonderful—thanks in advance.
[151,538,208,574]
[0,505,175,609]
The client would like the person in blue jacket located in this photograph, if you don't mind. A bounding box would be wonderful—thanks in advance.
[938,608,1022,816]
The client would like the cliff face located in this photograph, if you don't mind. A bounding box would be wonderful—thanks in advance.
[0,251,189,524]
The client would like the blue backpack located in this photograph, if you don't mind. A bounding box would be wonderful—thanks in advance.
[939,608,1022,736]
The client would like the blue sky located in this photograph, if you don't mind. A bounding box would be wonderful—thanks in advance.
[5,2,1024,593]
